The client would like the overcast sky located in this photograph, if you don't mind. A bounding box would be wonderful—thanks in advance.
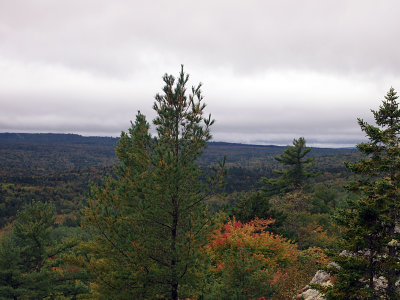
[1,1,399,147]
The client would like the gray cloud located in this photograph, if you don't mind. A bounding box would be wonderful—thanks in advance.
[0,1,399,147]
[1,1,399,76]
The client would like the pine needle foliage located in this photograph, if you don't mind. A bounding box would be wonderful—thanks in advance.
[81,66,224,300]
[0,201,86,299]
[326,88,400,299]
[262,137,315,194]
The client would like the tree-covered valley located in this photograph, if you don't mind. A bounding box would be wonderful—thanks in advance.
[0,133,357,230]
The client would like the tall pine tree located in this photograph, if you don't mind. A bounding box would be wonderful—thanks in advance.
[262,137,315,194]
[81,66,224,299]
[326,88,400,299]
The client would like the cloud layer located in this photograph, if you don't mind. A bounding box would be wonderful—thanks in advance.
[1,1,399,147]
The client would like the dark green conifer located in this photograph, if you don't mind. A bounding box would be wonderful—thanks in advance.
[0,201,86,299]
[262,137,315,194]
[326,88,400,299]
[82,66,224,300]
[232,191,286,232]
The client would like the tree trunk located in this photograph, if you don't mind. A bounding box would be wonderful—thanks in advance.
[171,282,178,300]
[386,220,396,297]
[171,195,179,300]
[387,168,397,297]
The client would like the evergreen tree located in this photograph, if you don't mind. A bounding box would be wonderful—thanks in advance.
[310,185,338,214]
[0,233,25,299]
[232,191,286,233]
[262,137,315,194]
[326,88,400,299]
[0,201,86,299]
[82,66,224,299]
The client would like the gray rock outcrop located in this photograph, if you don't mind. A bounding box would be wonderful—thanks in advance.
[296,270,332,300]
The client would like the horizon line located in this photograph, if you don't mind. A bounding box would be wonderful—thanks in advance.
[0,131,358,149]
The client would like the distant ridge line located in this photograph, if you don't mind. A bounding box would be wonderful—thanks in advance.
[207,141,284,148]
[0,132,356,150]
[0,133,286,148]
[0,132,118,146]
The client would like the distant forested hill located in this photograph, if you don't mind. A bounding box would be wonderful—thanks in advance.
[0,132,118,145]
[0,133,358,168]
[0,133,359,227]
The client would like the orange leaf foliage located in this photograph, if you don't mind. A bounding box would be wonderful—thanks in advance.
[204,217,325,299]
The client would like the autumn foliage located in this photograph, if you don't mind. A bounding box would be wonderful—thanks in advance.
[204,217,326,299]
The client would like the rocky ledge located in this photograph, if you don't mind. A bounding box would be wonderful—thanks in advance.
[296,269,331,300]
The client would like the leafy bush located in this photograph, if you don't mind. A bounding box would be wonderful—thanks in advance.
[203,218,326,299]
